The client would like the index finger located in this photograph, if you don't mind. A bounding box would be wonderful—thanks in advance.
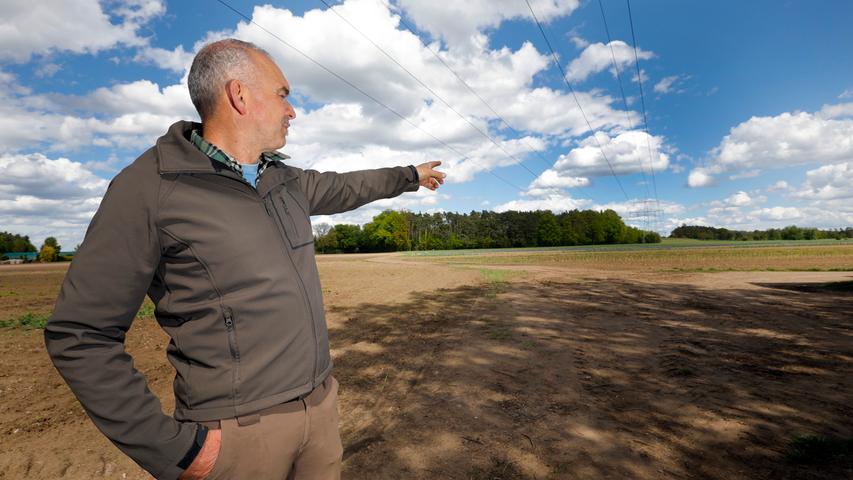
[429,160,442,168]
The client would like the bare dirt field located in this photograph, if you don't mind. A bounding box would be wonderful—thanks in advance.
[1,245,851,479]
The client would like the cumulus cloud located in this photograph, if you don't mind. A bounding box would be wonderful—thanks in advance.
[794,161,853,201]
[687,167,714,187]
[311,189,450,227]
[0,153,108,248]
[688,103,853,187]
[494,191,590,213]
[550,130,668,178]
[134,45,194,73]
[0,73,196,153]
[0,0,163,62]
[397,0,580,49]
[566,41,653,83]
[690,188,853,231]
[726,191,753,206]
[528,169,590,190]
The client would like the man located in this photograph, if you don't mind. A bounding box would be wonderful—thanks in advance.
[44,38,446,480]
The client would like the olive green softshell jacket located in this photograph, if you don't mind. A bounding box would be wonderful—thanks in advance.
[44,121,419,480]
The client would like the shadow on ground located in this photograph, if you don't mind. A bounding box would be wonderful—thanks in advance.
[328,277,853,480]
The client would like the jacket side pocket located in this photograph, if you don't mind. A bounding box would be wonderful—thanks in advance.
[223,306,241,399]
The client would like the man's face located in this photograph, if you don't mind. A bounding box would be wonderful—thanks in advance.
[245,51,296,152]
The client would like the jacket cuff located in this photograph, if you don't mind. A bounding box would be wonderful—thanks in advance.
[406,165,420,192]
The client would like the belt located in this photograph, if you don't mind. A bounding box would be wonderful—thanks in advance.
[200,376,334,429]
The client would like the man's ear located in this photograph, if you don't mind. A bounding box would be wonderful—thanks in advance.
[225,79,248,116]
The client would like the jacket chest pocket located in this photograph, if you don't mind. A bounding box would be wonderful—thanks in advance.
[272,187,314,248]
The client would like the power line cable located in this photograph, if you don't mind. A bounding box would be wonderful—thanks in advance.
[375,0,557,175]
[597,0,655,233]
[316,0,544,181]
[214,0,527,193]
[626,0,662,231]
[523,0,632,204]
[374,0,599,207]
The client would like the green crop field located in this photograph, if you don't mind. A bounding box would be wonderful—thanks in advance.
[403,239,853,272]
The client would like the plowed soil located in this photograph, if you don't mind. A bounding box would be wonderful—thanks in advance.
[1,251,851,479]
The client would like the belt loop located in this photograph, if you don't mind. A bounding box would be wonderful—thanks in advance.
[236,413,261,426]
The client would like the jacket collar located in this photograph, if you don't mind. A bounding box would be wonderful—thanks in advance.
[156,121,217,174]
[156,121,301,194]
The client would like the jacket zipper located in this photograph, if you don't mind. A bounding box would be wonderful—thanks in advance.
[265,195,319,385]
[223,306,240,400]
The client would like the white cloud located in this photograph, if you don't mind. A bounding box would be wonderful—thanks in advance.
[654,75,677,93]
[570,36,589,49]
[693,187,853,231]
[727,191,753,206]
[501,87,638,136]
[819,102,853,119]
[528,169,590,190]
[751,206,803,221]
[653,74,688,95]
[688,168,715,187]
[134,45,194,73]
[0,153,108,249]
[794,161,853,201]
[397,0,580,49]
[85,80,195,117]
[689,103,853,186]
[0,0,163,62]
[0,76,196,153]
[566,41,653,83]
[494,191,589,212]
[550,130,668,177]
[839,88,853,99]
[311,189,450,227]
[767,180,790,192]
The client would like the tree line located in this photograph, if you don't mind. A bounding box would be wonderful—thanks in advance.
[0,231,37,254]
[670,224,853,241]
[1,233,68,262]
[315,209,661,253]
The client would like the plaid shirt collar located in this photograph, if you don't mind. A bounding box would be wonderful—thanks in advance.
[190,129,290,178]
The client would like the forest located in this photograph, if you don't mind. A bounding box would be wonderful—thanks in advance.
[314,209,661,253]
[670,224,853,241]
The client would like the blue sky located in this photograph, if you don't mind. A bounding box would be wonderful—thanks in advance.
[2,0,852,249]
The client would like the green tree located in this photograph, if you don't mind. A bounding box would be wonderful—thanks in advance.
[362,210,411,252]
[334,224,362,253]
[315,226,339,253]
[536,211,561,246]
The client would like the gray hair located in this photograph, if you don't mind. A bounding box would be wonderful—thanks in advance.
[188,39,272,120]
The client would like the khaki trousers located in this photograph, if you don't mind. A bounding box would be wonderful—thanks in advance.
[204,376,343,480]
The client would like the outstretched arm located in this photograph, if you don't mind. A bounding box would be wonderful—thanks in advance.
[298,161,447,216]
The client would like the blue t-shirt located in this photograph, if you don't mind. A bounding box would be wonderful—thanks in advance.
[241,162,259,187]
